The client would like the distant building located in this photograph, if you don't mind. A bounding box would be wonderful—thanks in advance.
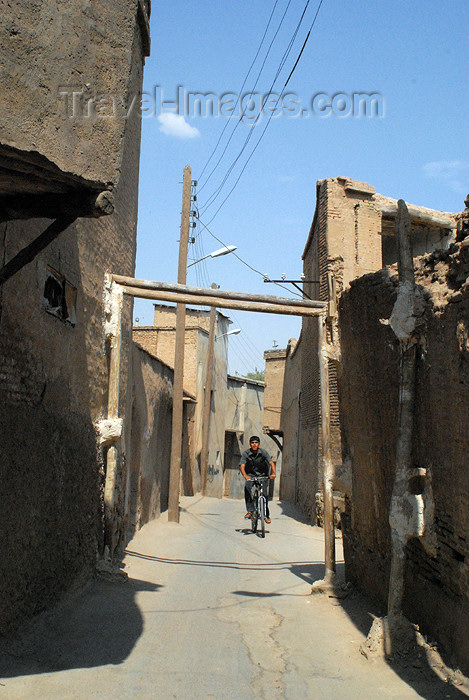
[278,177,457,522]
[133,303,266,499]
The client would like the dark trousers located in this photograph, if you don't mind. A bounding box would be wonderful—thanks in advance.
[244,479,270,517]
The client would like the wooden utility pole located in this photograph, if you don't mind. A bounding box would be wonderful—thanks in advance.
[168,165,192,522]
[200,283,217,493]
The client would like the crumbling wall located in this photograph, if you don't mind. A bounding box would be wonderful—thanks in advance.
[127,344,174,533]
[0,0,150,188]
[0,2,147,632]
[278,338,300,503]
[339,238,469,670]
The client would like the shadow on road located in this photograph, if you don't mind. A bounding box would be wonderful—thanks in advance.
[125,549,325,574]
[337,591,468,699]
[274,498,467,697]
[0,576,161,678]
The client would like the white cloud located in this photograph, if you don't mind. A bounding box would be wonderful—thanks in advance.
[423,160,468,194]
[158,113,200,139]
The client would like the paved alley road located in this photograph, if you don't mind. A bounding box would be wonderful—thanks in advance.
[0,497,465,699]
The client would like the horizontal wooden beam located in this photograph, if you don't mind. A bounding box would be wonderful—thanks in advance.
[112,275,326,311]
[119,285,324,317]
[0,190,114,222]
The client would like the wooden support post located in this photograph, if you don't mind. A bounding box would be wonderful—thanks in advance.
[168,165,191,523]
[103,282,123,555]
[318,312,336,583]
[387,199,418,617]
[200,283,217,493]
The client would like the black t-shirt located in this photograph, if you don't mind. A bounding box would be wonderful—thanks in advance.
[239,447,271,477]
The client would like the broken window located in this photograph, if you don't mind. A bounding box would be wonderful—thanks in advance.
[43,267,77,326]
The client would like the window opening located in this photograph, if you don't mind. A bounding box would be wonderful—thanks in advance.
[43,266,77,326]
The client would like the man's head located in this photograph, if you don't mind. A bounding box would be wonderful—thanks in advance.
[249,436,260,452]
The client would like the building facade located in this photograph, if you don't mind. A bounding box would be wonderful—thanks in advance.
[297,176,456,522]
[0,1,150,632]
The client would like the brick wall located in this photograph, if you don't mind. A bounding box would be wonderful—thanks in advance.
[278,339,301,502]
[263,349,287,432]
[339,238,469,670]
[0,2,147,632]
[127,344,173,530]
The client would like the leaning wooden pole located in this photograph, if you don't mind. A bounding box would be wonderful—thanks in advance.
[387,199,418,617]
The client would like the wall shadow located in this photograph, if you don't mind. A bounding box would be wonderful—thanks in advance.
[0,575,160,678]
[276,499,316,526]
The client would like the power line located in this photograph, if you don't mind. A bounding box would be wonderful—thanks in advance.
[199,0,325,224]
[198,0,283,185]
[198,0,293,194]
[196,216,303,298]
[200,0,314,215]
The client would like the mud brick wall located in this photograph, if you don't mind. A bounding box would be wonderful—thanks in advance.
[127,344,174,533]
[0,4,147,632]
[263,349,287,432]
[339,240,469,670]
[278,339,301,503]
[0,0,150,186]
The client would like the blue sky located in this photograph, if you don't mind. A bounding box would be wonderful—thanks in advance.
[133,0,467,376]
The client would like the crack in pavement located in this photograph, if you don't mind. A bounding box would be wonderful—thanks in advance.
[217,594,287,699]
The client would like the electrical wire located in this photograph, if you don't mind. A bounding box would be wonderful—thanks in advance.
[196,216,303,298]
[198,0,293,194]
[200,0,314,214]
[199,0,325,224]
[198,0,282,185]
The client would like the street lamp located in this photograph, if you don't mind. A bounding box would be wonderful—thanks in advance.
[187,245,237,268]
[215,328,241,341]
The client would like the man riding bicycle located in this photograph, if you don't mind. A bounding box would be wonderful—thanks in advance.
[239,436,276,523]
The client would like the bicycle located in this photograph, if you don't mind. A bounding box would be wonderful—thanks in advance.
[250,476,270,538]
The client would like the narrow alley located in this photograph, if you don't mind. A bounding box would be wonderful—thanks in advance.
[1,497,465,700]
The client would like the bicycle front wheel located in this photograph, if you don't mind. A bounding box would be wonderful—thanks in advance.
[259,497,266,538]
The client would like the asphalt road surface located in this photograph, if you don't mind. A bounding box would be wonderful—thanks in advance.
[0,496,466,699]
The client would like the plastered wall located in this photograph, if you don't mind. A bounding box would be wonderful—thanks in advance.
[0,2,147,632]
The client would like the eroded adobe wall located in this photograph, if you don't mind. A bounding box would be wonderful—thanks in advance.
[0,4,146,632]
[0,0,149,187]
[339,238,469,670]
[278,339,301,503]
[127,344,173,533]
[263,349,287,432]
[298,178,384,523]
